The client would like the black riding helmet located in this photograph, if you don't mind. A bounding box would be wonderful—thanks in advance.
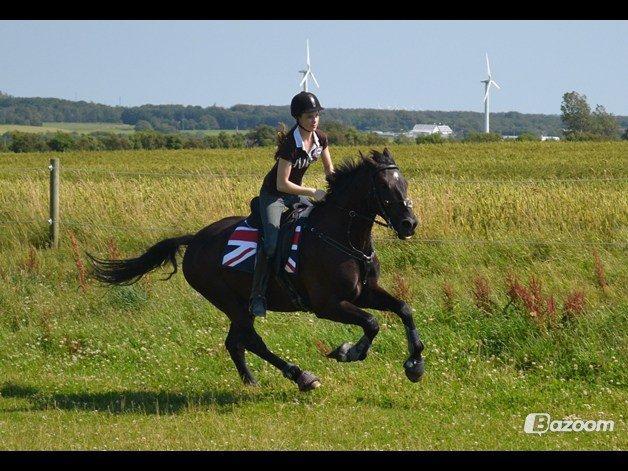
[290,92,324,119]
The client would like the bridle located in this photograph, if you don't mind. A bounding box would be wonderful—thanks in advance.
[356,164,414,228]
[307,164,414,285]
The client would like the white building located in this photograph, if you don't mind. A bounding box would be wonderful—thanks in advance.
[541,135,560,141]
[405,124,453,138]
[373,131,398,139]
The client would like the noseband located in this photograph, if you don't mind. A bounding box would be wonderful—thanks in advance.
[339,164,414,230]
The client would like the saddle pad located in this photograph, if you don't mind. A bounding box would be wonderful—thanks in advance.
[221,219,303,275]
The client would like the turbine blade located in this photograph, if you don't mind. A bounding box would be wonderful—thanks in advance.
[310,72,320,88]
[484,87,490,102]
[306,39,310,66]
[486,52,491,77]
[491,80,501,90]
[299,74,308,87]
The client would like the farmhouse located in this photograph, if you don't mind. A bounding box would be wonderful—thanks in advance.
[405,124,453,138]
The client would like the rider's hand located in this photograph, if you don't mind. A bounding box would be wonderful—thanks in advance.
[312,189,326,202]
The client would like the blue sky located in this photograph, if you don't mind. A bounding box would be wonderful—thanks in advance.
[1,20,626,115]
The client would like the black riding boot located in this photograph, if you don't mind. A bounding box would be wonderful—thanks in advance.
[249,246,272,317]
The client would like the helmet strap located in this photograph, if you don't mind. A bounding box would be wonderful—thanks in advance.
[297,121,313,133]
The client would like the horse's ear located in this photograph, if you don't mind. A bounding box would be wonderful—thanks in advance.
[370,149,382,163]
[382,147,395,164]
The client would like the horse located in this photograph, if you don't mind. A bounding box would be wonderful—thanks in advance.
[86,148,424,392]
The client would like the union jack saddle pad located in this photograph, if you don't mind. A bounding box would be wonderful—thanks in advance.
[221,219,303,274]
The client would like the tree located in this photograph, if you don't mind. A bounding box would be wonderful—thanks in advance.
[246,125,276,147]
[48,132,75,152]
[623,128,628,140]
[516,132,540,141]
[134,120,153,131]
[561,91,591,137]
[8,132,48,152]
[590,105,620,139]
[416,133,444,144]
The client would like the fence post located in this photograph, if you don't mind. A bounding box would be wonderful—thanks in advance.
[49,158,59,249]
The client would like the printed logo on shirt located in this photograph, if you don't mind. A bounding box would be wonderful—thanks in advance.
[293,145,322,169]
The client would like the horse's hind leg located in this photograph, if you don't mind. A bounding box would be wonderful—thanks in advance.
[187,277,260,386]
[236,320,321,392]
[225,323,257,386]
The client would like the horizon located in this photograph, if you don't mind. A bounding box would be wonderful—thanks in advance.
[3,91,618,118]
[1,20,626,115]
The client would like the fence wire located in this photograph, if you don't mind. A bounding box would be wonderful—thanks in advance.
[1,217,626,248]
[1,166,627,185]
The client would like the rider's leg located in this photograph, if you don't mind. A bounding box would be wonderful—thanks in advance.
[249,192,286,317]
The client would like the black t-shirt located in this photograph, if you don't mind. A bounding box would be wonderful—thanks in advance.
[260,125,329,197]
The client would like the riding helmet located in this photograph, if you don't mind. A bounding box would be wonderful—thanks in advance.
[290,92,324,119]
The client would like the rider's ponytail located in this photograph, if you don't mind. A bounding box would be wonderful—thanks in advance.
[275,122,289,160]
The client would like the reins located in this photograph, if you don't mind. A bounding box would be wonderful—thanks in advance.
[307,164,411,285]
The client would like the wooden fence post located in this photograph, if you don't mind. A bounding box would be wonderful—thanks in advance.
[49,158,59,249]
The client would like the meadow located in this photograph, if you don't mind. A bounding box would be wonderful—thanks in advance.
[0,142,626,450]
[0,122,136,134]
[0,122,240,135]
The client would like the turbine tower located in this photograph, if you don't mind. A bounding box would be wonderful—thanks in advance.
[481,53,501,133]
[299,39,320,92]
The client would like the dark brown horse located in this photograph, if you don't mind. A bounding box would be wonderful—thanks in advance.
[87,148,424,392]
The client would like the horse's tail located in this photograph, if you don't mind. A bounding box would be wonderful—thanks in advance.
[85,234,195,286]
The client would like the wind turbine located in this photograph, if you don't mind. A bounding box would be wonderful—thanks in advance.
[481,53,501,133]
[299,39,320,92]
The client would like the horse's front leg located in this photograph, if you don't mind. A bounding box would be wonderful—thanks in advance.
[314,299,380,363]
[355,284,425,382]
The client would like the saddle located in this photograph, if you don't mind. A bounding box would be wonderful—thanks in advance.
[246,195,314,231]
[246,195,315,311]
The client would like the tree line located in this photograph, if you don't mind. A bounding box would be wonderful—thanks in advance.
[0,122,390,153]
[5,118,622,154]
[3,91,626,137]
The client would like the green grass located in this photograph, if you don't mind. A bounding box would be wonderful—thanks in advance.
[0,142,626,450]
[0,123,240,135]
[179,129,240,135]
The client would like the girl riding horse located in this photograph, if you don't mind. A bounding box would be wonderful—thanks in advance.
[249,91,335,317]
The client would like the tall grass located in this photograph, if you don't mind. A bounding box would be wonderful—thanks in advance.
[0,142,626,450]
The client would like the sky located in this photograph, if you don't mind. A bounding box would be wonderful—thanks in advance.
[1,20,626,115]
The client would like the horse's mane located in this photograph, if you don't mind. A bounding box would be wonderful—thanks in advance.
[312,149,395,207]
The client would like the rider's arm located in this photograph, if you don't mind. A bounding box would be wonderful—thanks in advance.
[321,147,334,176]
[276,158,317,197]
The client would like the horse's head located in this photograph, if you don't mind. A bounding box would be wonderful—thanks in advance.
[362,148,419,240]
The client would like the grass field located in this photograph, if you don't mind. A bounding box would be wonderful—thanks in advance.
[0,122,136,134]
[0,122,240,135]
[0,142,626,450]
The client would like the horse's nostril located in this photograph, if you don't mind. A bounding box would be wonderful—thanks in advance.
[401,219,414,233]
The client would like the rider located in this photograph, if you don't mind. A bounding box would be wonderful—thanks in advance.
[249,91,335,317]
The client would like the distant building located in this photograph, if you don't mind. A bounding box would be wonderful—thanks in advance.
[405,124,453,138]
[502,135,519,140]
[541,135,560,141]
[373,131,398,139]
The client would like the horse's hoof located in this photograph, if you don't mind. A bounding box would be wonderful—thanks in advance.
[327,342,352,362]
[297,371,322,392]
[404,358,425,383]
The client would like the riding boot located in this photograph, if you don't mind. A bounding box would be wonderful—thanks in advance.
[249,245,272,317]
